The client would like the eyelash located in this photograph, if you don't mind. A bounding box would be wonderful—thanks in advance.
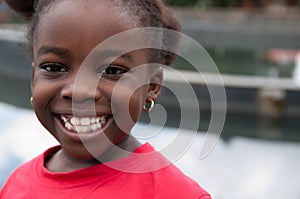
[99,65,129,79]
[39,63,128,79]
[40,63,67,73]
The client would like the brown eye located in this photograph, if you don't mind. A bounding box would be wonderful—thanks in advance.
[41,63,67,73]
[103,65,128,75]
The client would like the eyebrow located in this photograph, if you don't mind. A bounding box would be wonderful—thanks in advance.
[37,46,134,62]
[91,49,134,62]
[37,46,71,57]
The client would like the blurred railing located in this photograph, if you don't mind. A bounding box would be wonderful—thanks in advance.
[1,23,300,118]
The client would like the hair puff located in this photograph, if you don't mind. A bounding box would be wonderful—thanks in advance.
[5,0,36,19]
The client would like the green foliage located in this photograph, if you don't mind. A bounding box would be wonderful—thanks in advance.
[164,0,200,7]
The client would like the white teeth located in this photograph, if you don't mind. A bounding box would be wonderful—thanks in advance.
[74,126,82,133]
[96,117,101,123]
[65,122,72,131]
[80,118,90,125]
[91,124,99,131]
[82,126,88,132]
[75,126,89,133]
[70,117,80,125]
[101,117,106,124]
[61,116,67,123]
[60,115,108,133]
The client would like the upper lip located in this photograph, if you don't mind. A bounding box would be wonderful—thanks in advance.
[54,110,112,117]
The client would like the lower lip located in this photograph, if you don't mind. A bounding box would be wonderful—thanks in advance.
[54,115,113,142]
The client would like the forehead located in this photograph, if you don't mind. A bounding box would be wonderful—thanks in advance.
[40,0,136,26]
[34,0,138,50]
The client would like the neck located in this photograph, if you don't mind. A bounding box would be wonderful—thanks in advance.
[45,136,141,172]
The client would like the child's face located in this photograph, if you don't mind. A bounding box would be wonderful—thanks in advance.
[31,0,161,160]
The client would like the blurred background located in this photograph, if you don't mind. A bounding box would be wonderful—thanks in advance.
[1,1,300,199]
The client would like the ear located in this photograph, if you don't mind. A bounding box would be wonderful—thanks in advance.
[147,68,163,101]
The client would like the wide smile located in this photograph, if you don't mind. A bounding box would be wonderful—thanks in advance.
[60,115,109,134]
[55,114,112,137]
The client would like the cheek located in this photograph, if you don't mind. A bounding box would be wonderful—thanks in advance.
[32,79,54,104]
[110,84,146,132]
[128,90,143,122]
[31,79,57,125]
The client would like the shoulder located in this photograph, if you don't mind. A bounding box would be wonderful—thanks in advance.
[124,143,212,199]
[149,164,211,199]
[4,154,40,180]
[1,146,58,190]
[7,146,59,176]
[137,143,211,199]
[0,154,39,197]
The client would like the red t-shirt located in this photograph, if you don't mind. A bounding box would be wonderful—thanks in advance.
[0,143,211,199]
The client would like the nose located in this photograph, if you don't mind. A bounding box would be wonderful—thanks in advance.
[61,77,101,103]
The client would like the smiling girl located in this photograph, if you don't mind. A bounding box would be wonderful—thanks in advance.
[1,0,211,198]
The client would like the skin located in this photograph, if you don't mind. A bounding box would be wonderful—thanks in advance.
[31,0,162,172]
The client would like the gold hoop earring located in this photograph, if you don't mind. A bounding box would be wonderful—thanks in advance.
[143,98,155,113]
[30,97,33,106]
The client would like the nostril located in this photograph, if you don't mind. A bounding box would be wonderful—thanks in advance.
[63,96,72,100]
[61,82,102,103]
